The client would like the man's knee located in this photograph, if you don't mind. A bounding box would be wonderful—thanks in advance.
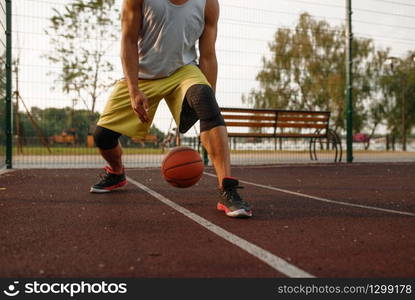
[93,126,121,150]
[185,84,225,132]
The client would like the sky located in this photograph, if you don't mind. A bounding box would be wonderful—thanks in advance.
[9,0,415,135]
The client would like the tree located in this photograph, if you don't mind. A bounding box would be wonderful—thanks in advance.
[12,105,166,148]
[149,125,165,141]
[362,48,391,148]
[45,0,119,134]
[377,52,415,150]
[16,106,100,145]
[243,13,375,133]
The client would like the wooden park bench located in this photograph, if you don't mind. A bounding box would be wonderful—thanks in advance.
[200,107,342,163]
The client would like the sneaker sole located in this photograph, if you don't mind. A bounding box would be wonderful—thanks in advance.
[217,202,252,218]
[90,179,127,193]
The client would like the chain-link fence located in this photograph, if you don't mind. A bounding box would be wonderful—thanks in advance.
[0,0,7,169]
[4,0,415,168]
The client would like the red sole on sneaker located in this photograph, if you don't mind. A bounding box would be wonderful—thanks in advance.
[90,179,127,193]
[217,202,252,218]
[106,179,127,190]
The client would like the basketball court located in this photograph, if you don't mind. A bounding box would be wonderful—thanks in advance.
[1,162,414,278]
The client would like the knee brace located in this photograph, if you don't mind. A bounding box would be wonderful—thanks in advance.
[185,84,225,132]
[93,126,121,150]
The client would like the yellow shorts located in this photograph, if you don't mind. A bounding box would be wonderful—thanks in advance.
[97,64,210,138]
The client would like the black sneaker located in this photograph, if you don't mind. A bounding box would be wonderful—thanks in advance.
[90,166,127,193]
[217,177,252,218]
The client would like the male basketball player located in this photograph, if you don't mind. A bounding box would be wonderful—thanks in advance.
[90,0,252,218]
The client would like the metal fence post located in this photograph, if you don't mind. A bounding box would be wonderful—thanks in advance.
[5,0,12,168]
[345,0,353,163]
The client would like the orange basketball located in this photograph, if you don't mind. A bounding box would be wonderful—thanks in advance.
[161,146,204,188]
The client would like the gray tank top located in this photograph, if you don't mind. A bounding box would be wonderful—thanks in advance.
[138,0,206,79]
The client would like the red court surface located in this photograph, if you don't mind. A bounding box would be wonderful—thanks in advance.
[0,163,414,278]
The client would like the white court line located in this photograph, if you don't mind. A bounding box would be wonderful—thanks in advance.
[0,168,12,176]
[126,176,314,278]
[204,172,415,217]
[228,162,415,169]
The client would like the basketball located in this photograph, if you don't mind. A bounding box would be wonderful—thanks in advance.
[161,146,204,188]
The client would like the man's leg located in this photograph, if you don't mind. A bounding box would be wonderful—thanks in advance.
[90,126,127,193]
[98,144,123,174]
[184,84,252,217]
[90,73,165,192]
[200,125,230,188]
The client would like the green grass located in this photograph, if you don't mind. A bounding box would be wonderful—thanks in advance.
[14,146,316,156]
[13,146,164,155]
[12,146,407,156]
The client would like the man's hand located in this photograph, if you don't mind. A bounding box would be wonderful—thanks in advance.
[130,90,150,123]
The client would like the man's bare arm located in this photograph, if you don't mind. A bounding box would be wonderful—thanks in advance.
[120,0,149,122]
[199,0,219,92]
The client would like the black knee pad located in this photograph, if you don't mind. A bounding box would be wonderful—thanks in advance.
[93,126,121,150]
[185,84,225,132]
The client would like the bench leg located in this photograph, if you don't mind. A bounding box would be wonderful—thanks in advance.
[197,136,201,153]
[197,136,209,165]
[202,146,209,166]
[327,129,342,163]
[309,138,314,160]
[309,137,319,161]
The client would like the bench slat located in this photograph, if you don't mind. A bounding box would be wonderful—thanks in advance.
[225,122,327,129]
[222,114,276,121]
[225,121,276,127]
[227,132,326,138]
[221,107,329,114]
[278,111,329,116]
[276,123,328,129]
[275,133,326,138]
[227,133,275,137]
[220,107,271,113]
[277,116,329,122]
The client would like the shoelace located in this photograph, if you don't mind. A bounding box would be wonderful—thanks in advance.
[98,167,116,184]
[223,185,245,204]
[104,166,113,174]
